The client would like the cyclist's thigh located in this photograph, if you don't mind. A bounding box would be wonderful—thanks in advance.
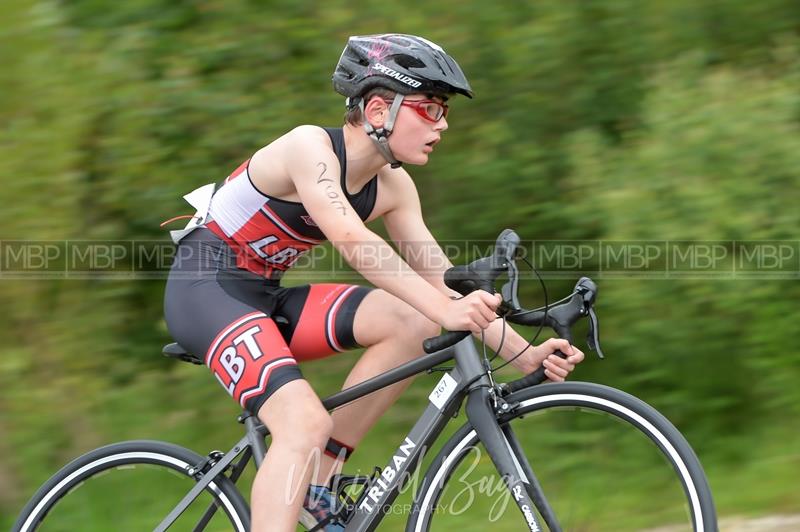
[350,289,440,348]
[273,283,373,361]
[164,229,303,414]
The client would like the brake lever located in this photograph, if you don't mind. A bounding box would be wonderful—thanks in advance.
[587,307,604,359]
[493,228,523,313]
[500,259,521,311]
[494,229,521,262]
[574,277,604,359]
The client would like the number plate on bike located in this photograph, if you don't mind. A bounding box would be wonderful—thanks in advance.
[429,372,457,410]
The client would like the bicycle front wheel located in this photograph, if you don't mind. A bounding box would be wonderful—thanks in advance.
[13,440,250,532]
[410,382,717,532]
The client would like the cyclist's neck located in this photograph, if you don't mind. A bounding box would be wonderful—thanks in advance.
[342,124,392,188]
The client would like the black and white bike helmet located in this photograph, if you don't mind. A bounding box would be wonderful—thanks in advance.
[332,34,473,167]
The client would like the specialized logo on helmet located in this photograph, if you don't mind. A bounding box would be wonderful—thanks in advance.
[372,62,422,88]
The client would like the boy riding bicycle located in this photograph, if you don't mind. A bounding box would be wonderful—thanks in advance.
[164,33,584,531]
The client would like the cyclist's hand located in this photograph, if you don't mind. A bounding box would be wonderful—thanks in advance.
[514,338,585,382]
[439,291,502,334]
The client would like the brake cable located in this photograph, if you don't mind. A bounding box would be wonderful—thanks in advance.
[489,256,550,372]
[434,250,556,384]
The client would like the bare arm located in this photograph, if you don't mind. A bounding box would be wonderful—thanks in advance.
[381,169,455,295]
[380,168,518,349]
[381,167,583,376]
[286,126,452,325]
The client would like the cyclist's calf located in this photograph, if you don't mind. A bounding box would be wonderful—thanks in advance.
[251,379,332,531]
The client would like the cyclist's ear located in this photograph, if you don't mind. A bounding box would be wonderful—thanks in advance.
[363,96,389,128]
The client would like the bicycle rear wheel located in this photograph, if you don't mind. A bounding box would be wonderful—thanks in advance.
[13,440,250,532]
[409,382,717,532]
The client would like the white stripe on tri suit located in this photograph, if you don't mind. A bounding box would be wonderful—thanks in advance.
[238,356,298,406]
[209,167,267,237]
[326,286,358,352]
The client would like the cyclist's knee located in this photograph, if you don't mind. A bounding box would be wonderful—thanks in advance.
[274,405,332,447]
[258,383,333,449]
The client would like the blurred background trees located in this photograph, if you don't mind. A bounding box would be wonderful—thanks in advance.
[1,0,799,526]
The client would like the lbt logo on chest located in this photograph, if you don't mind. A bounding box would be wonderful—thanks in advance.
[248,235,309,267]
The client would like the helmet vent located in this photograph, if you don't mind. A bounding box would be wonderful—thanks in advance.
[394,54,425,69]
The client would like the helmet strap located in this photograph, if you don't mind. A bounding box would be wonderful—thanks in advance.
[345,96,361,111]
[361,93,404,169]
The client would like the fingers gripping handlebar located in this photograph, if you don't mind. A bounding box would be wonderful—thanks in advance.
[422,229,604,389]
[422,229,521,353]
[501,277,604,392]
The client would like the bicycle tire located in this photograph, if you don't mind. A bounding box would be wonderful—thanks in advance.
[407,381,717,532]
[13,440,250,532]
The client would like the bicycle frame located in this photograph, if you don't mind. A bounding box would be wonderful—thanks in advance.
[154,336,549,532]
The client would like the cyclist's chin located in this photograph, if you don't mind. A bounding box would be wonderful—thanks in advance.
[398,152,431,166]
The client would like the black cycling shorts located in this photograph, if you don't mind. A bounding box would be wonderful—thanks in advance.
[164,228,372,415]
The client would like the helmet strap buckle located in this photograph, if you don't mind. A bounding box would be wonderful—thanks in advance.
[345,96,361,111]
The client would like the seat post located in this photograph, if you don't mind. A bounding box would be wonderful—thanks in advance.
[240,411,269,467]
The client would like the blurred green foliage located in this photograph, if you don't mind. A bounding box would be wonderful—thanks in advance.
[2,0,799,528]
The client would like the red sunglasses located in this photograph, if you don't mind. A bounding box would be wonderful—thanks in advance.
[381,98,449,122]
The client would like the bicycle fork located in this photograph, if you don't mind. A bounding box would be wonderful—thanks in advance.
[465,387,561,532]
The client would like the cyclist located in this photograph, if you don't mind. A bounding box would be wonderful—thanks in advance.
[164,33,584,532]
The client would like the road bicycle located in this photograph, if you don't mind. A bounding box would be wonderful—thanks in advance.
[13,229,717,531]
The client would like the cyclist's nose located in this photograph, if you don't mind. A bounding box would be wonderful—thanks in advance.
[434,116,448,132]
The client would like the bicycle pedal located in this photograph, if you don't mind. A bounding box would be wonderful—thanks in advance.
[330,473,373,492]
[329,472,376,522]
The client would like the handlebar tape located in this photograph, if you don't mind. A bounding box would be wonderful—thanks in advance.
[423,330,471,354]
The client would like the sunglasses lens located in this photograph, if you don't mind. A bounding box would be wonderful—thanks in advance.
[401,100,448,122]
[423,102,447,122]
